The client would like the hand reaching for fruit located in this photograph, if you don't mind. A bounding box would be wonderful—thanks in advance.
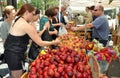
[59,23,64,26]
[99,74,108,78]
[53,38,60,45]
[71,27,79,31]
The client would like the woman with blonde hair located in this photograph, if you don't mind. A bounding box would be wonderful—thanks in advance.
[0,5,16,44]
[0,5,16,65]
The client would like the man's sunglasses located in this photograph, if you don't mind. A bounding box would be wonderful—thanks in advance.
[94,9,100,11]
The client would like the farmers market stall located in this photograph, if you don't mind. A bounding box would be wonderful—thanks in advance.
[21,30,119,78]
[21,0,120,77]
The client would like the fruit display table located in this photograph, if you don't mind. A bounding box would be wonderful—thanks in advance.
[27,34,93,78]
[28,47,92,78]
[74,29,91,39]
[22,31,118,78]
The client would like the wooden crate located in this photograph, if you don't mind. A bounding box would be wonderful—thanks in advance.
[75,31,91,39]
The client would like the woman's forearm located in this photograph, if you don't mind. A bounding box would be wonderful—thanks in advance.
[52,23,60,27]
[38,29,46,36]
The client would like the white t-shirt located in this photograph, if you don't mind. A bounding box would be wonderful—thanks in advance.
[63,15,69,24]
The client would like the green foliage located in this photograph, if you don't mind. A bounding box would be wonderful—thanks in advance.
[30,0,59,10]
[17,0,26,9]
[17,0,59,11]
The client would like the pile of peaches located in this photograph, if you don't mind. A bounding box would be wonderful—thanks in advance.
[58,34,89,53]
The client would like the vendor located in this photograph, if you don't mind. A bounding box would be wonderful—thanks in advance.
[71,5,110,47]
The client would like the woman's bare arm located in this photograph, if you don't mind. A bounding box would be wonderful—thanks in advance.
[24,23,59,46]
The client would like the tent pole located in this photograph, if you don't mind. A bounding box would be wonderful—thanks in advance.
[59,0,61,23]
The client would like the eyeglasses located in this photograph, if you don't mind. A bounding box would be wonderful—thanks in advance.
[94,9,101,11]
[94,9,99,11]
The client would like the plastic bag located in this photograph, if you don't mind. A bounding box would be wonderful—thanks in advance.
[58,25,67,36]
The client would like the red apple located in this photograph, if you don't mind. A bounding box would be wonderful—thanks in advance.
[75,72,83,78]
[37,68,43,75]
[57,66,64,73]
[66,56,72,63]
[67,71,73,77]
[49,64,56,69]
[29,74,37,78]
[47,68,54,77]
[30,67,37,75]
[54,72,60,78]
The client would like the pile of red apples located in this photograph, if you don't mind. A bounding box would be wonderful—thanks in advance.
[28,47,92,78]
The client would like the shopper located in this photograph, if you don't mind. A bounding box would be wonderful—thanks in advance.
[0,5,16,44]
[39,7,58,49]
[57,5,67,25]
[51,7,64,40]
[89,5,98,21]
[89,5,98,41]
[30,8,40,30]
[77,13,84,24]
[84,6,93,24]
[4,3,60,78]
[52,7,63,32]
[71,5,110,46]
[63,11,69,24]
[0,5,16,63]
[28,9,41,60]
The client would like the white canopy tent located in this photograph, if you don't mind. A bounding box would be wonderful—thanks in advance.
[61,0,120,13]
[59,0,120,29]
[67,0,120,7]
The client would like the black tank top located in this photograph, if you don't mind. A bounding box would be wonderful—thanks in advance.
[4,34,30,54]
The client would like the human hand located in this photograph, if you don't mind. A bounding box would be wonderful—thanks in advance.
[65,24,71,29]
[59,23,64,26]
[53,38,60,45]
[71,27,78,31]
[99,73,108,78]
